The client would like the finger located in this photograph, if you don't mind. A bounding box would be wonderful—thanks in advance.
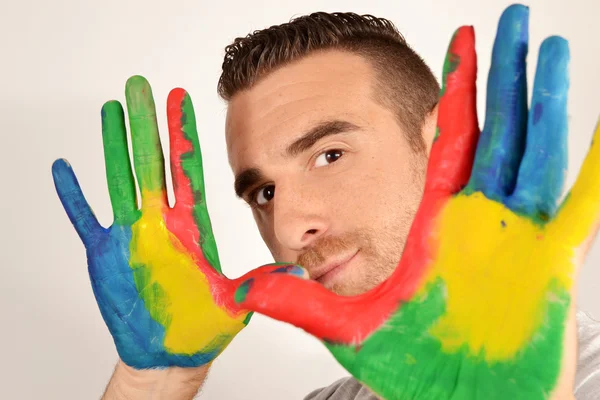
[101,101,139,224]
[386,26,477,301]
[167,88,221,271]
[466,4,529,200]
[125,75,168,208]
[52,159,104,246]
[234,270,391,345]
[551,119,600,249]
[509,37,569,220]
[425,25,478,196]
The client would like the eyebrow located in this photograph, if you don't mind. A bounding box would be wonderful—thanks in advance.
[286,119,361,157]
[234,167,265,199]
[233,119,361,199]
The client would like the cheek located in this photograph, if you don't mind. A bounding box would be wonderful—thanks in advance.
[347,153,424,234]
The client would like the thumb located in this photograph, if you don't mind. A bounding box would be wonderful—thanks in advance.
[233,266,381,344]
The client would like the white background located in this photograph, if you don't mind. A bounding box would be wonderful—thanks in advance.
[1,0,599,398]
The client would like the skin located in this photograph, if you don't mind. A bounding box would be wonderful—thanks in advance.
[234,5,599,400]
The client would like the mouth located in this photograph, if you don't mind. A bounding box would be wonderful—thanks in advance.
[311,249,359,287]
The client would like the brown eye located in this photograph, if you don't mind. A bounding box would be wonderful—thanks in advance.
[255,185,275,206]
[314,149,344,168]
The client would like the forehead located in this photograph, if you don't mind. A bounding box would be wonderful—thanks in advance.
[225,50,379,172]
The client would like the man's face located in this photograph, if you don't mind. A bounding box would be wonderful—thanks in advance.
[226,50,436,296]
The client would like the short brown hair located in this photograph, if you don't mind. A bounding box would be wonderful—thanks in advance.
[218,12,440,153]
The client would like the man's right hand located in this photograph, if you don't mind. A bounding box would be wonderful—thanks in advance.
[52,76,303,398]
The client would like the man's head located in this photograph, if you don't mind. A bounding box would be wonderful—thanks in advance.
[220,12,440,296]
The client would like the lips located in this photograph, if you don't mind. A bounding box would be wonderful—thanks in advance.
[310,250,359,283]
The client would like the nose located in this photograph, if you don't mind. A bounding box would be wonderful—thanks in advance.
[272,184,329,251]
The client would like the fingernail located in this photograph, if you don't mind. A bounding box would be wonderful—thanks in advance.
[270,264,307,278]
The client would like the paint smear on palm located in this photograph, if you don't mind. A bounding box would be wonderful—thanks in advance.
[130,203,245,354]
[427,193,572,360]
[329,190,575,398]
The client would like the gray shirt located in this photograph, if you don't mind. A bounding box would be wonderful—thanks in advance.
[305,311,600,399]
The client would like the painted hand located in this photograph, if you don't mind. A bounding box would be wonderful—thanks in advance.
[52,76,300,369]
[233,6,600,399]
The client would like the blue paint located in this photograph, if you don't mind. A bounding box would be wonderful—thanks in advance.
[462,5,570,224]
[271,264,306,278]
[508,36,569,220]
[52,159,103,246]
[532,103,544,125]
[465,4,529,201]
[52,159,219,368]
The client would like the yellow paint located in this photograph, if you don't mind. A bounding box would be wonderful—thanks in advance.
[129,190,246,355]
[425,192,574,361]
[551,121,600,251]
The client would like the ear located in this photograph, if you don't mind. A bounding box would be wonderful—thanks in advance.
[423,103,439,156]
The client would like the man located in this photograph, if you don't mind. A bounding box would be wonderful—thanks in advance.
[52,4,600,399]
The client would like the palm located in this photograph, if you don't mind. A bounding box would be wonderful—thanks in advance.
[235,6,600,399]
[83,217,246,368]
[326,193,574,399]
[53,77,287,368]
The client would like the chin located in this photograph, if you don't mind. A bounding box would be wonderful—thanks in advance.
[329,272,387,296]
[330,286,358,296]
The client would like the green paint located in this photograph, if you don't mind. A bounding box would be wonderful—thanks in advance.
[325,278,568,400]
[102,101,139,224]
[439,31,461,98]
[433,127,441,143]
[132,261,173,330]
[242,311,254,325]
[179,92,223,273]
[125,76,166,193]
[235,279,253,304]
[436,31,461,143]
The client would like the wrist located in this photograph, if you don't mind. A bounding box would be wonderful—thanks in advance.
[103,359,210,400]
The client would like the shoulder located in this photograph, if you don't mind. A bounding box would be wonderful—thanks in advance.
[304,377,379,400]
[575,310,600,398]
